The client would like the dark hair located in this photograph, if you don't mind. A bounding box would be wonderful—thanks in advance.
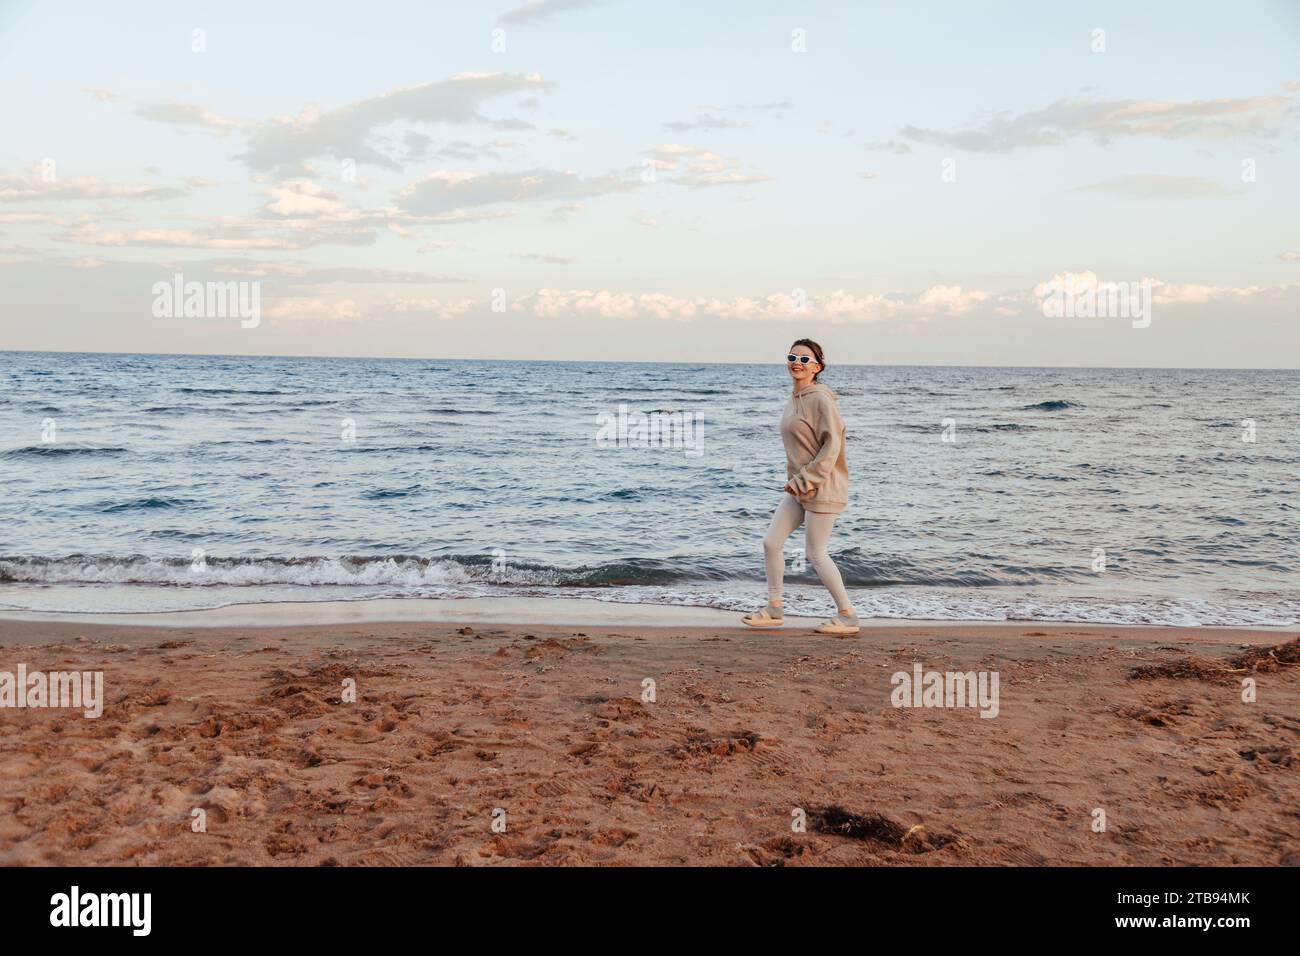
[790,338,826,381]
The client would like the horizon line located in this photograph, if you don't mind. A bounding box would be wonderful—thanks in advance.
[0,348,1297,372]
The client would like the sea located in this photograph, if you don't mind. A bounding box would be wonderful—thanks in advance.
[1,351,1296,626]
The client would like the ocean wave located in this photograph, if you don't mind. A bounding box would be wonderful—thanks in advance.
[97,497,195,513]
[1022,400,1082,411]
[0,552,1066,591]
[175,387,292,395]
[0,554,710,589]
[892,422,1034,434]
[0,555,486,587]
[362,485,424,500]
[599,387,733,396]
[209,438,296,447]
[602,488,642,501]
[2,445,128,459]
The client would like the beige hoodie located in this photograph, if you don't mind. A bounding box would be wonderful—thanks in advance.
[781,381,849,514]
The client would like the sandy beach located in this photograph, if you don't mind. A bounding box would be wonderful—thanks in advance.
[0,604,1295,866]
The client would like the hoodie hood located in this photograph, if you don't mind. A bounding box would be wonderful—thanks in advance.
[793,381,837,402]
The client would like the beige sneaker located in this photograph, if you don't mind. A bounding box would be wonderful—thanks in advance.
[742,605,785,628]
[814,612,860,636]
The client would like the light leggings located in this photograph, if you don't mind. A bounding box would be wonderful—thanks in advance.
[763,493,853,610]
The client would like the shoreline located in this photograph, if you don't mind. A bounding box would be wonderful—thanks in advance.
[2,594,1297,634]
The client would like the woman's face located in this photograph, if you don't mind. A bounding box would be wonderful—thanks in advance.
[787,345,822,385]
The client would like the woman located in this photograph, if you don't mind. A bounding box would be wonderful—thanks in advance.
[742,339,859,635]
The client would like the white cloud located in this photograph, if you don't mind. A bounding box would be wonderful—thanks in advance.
[133,99,253,134]
[55,173,504,250]
[261,180,356,219]
[0,167,187,203]
[648,144,771,188]
[1147,278,1275,306]
[61,218,376,251]
[81,86,119,102]
[379,295,475,319]
[397,168,631,214]
[511,277,1298,324]
[0,211,67,224]
[865,140,912,154]
[900,92,1296,152]
[514,252,573,264]
[207,260,457,285]
[516,286,1004,323]
[265,298,363,321]
[663,111,748,133]
[498,0,600,25]
[240,73,550,171]
[1032,270,1294,308]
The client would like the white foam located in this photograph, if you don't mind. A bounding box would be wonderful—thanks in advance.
[0,577,1297,628]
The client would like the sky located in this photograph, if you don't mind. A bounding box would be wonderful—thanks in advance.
[0,0,1297,367]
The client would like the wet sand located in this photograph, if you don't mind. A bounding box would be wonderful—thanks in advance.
[0,615,1295,866]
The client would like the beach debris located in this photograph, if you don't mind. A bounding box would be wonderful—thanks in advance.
[901,824,932,853]
[1128,658,1235,683]
[1129,637,1299,684]
[1237,746,1292,767]
[811,806,905,843]
[670,729,759,758]
[1227,637,1300,674]
[808,806,961,853]
[1116,699,1197,726]
[590,696,644,721]
[742,836,814,867]
[523,637,599,661]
